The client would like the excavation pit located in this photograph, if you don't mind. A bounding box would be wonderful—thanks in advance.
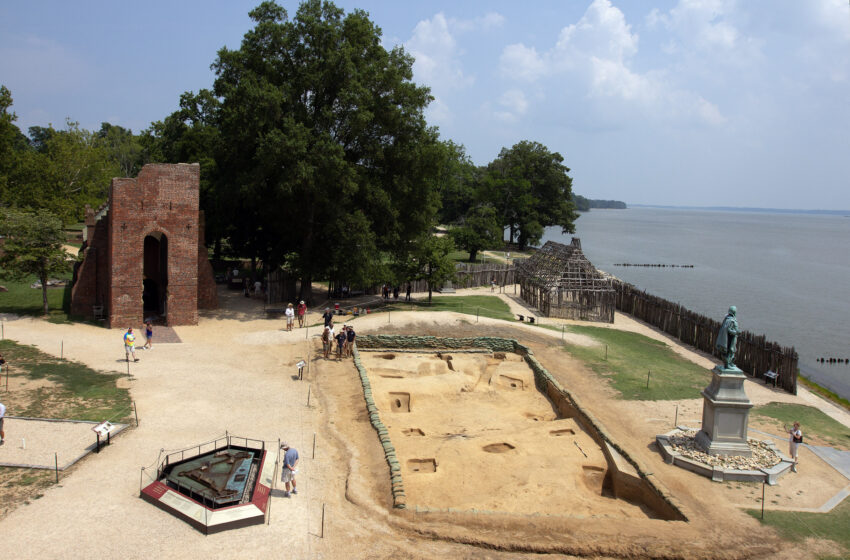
[358,347,678,520]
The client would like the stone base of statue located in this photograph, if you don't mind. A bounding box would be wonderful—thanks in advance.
[695,365,753,457]
[439,280,456,293]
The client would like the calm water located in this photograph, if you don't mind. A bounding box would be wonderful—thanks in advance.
[542,208,850,400]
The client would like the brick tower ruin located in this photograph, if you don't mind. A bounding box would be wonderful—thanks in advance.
[71,163,217,328]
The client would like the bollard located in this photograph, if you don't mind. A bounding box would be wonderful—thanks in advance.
[21,438,25,450]
[674,404,679,427]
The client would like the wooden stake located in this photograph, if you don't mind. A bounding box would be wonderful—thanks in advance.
[54,452,59,483]
[312,433,316,459]
[646,369,651,389]
[674,404,679,427]
[133,401,139,427]
[307,385,311,407]
[761,482,765,519]
[321,503,326,538]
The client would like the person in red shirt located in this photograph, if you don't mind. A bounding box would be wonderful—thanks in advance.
[297,300,307,328]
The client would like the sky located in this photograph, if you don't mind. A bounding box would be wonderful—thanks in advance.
[1,0,848,209]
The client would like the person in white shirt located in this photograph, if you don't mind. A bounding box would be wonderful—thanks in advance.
[284,303,295,332]
[787,422,802,472]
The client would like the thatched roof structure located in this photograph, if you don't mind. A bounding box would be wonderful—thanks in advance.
[515,238,614,322]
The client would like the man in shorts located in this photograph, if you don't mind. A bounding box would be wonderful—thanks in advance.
[124,328,139,362]
[281,442,299,497]
[284,303,295,331]
[345,325,356,357]
[336,328,346,360]
[0,400,6,445]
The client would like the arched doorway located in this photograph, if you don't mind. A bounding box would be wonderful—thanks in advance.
[143,233,168,319]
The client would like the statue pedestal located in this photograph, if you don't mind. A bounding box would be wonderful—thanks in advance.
[439,280,456,294]
[695,366,753,457]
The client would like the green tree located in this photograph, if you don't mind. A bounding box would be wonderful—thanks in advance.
[449,204,502,262]
[96,123,143,177]
[435,141,478,225]
[211,0,439,302]
[0,86,31,206]
[483,140,578,249]
[0,208,70,315]
[411,234,455,303]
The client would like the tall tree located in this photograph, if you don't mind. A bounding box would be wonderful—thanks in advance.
[96,123,144,177]
[0,208,70,315]
[411,234,455,303]
[212,0,439,302]
[483,140,578,249]
[449,204,502,262]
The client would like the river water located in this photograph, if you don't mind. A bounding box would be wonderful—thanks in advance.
[542,207,850,400]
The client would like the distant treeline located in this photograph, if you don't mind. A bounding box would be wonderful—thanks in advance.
[572,194,627,211]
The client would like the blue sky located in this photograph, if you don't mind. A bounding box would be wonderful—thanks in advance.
[1,0,848,209]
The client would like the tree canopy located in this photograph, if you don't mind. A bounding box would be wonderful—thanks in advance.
[208,0,442,300]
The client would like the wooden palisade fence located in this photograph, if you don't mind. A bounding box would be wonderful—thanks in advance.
[613,280,798,394]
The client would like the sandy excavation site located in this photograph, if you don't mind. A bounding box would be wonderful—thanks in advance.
[0,287,848,559]
[361,350,651,518]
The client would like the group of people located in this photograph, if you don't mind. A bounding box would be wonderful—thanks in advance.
[123,322,153,361]
[320,308,356,359]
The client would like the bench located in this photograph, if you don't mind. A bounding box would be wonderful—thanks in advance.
[763,370,779,388]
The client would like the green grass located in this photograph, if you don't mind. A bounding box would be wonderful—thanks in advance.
[751,403,850,450]
[561,325,711,400]
[0,339,132,422]
[0,272,72,321]
[385,295,515,322]
[746,499,850,559]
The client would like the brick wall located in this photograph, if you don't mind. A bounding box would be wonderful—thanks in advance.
[71,163,217,327]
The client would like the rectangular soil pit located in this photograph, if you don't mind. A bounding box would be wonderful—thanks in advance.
[359,351,657,519]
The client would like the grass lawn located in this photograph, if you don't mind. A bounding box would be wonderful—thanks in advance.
[386,295,515,322]
[561,325,711,400]
[746,499,850,559]
[0,339,132,422]
[751,403,850,450]
[0,272,72,322]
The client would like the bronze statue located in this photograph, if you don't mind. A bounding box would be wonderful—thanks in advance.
[715,306,740,369]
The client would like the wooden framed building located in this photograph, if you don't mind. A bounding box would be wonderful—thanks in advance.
[516,238,615,323]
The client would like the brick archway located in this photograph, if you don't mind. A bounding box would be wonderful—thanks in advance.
[143,232,168,319]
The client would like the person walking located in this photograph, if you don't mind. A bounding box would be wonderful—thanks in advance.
[322,308,334,328]
[405,283,411,302]
[297,300,307,328]
[284,303,295,332]
[787,422,803,472]
[281,442,299,497]
[124,328,139,362]
[0,400,6,446]
[143,321,153,350]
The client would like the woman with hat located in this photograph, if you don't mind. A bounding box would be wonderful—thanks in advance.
[284,303,295,332]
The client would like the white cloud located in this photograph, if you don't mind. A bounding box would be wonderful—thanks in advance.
[496,0,724,126]
[494,89,529,122]
[499,44,546,81]
[406,13,473,90]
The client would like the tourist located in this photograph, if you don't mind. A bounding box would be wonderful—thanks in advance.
[297,300,307,328]
[336,328,346,360]
[345,325,356,357]
[0,351,6,370]
[405,283,411,302]
[281,442,299,497]
[254,279,263,298]
[143,321,153,350]
[284,303,295,332]
[787,422,802,472]
[393,286,399,300]
[322,307,334,328]
[491,277,496,292]
[124,327,139,362]
[322,326,332,359]
[0,400,6,446]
